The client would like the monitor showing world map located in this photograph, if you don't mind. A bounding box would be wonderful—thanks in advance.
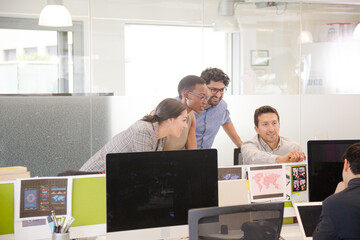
[248,165,286,202]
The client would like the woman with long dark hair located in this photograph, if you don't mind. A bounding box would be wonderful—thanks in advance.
[80,98,188,172]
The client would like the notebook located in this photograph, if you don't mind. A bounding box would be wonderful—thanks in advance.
[293,202,323,240]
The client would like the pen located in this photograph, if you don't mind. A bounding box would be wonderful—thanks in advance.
[47,216,55,233]
[63,216,75,233]
[51,210,58,228]
[51,210,62,233]
[58,216,65,231]
[61,215,69,233]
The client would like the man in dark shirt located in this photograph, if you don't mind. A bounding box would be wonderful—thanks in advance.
[313,142,360,240]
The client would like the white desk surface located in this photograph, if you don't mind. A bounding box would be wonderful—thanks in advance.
[87,223,303,240]
[281,223,303,240]
[0,223,303,240]
[99,224,303,240]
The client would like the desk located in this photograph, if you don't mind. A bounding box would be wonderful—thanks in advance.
[82,223,304,240]
[281,223,303,240]
[0,223,303,240]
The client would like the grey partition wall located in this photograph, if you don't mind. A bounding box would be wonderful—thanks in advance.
[0,96,111,177]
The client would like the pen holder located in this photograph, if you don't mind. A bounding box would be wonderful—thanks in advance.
[52,232,70,240]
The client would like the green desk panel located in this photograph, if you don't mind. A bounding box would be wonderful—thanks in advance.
[71,176,106,226]
[0,183,14,234]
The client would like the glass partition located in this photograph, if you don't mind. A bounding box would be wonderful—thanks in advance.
[1,0,360,175]
[300,3,360,94]
[227,2,360,95]
[231,2,301,95]
[0,17,84,94]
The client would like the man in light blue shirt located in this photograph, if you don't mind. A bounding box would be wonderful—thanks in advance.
[194,68,243,149]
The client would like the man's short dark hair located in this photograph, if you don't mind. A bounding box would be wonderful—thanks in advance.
[200,67,230,87]
[343,142,360,175]
[254,105,280,127]
[178,75,206,99]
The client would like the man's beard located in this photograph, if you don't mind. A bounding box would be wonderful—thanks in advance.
[208,96,222,106]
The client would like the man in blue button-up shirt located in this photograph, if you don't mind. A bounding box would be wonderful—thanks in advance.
[194,68,243,149]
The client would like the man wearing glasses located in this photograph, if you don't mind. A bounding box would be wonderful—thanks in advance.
[194,68,243,149]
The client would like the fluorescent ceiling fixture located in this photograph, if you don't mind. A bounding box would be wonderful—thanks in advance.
[299,30,313,43]
[39,0,72,27]
[353,23,360,40]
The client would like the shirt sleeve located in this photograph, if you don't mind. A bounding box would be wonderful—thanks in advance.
[221,101,231,125]
[241,141,278,164]
[222,108,231,125]
[313,202,337,240]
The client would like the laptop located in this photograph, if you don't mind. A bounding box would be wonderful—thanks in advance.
[293,202,323,240]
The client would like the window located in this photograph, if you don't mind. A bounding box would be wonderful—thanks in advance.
[125,24,231,97]
[46,45,57,56]
[23,47,37,56]
[3,49,16,61]
[0,17,84,94]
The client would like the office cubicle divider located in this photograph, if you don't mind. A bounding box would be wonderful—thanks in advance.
[0,175,106,238]
[0,182,14,235]
[71,176,106,227]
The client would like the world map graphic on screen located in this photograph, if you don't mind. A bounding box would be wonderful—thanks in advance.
[248,165,285,201]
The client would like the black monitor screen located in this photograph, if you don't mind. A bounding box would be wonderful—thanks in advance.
[308,140,360,201]
[106,149,218,233]
[297,205,322,237]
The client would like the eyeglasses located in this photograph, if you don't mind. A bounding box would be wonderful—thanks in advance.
[208,86,227,94]
[189,91,208,101]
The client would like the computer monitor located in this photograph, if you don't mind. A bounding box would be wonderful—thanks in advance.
[307,140,360,201]
[106,149,218,239]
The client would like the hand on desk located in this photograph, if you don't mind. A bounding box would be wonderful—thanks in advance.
[276,150,306,163]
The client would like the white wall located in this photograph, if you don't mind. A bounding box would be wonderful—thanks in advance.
[300,95,360,152]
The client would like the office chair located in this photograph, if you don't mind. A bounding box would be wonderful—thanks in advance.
[188,202,284,240]
[234,147,243,165]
